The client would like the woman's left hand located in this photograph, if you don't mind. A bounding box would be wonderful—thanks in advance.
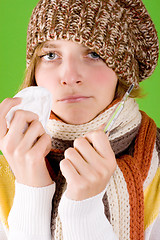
[60,129,117,201]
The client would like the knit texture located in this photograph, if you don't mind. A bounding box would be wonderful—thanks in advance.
[116,112,157,240]
[0,98,159,239]
[46,98,141,141]
[26,0,159,87]
[46,98,141,175]
[44,98,157,239]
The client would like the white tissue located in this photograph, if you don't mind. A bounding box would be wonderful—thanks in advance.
[6,86,52,134]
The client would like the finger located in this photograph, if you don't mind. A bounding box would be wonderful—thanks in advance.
[73,137,101,165]
[64,146,105,184]
[73,136,112,175]
[60,158,81,185]
[97,123,110,137]
[84,130,113,159]
[74,138,108,176]
[27,132,52,160]
[17,119,46,153]
[7,110,39,149]
[97,123,107,131]
[21,133,52,187]
[84,130,117,174]
[0,98,21,138]
[0,97,21,117]
[64,147,90,175]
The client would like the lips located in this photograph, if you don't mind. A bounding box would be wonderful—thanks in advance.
[58,95,91,103]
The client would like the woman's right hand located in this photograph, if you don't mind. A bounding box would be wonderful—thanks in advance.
[0,97,53,187]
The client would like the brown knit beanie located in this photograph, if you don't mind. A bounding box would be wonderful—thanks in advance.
[26,0,159,87]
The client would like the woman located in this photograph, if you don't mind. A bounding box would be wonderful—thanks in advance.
[0,0,159,239]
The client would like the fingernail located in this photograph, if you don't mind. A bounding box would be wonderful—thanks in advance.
[98,123,106,130]
[106,131,110,137]
[13,97,22,101]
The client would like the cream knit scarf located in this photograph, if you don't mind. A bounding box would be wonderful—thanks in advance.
[46,98,141,142]
[46,98,158,240]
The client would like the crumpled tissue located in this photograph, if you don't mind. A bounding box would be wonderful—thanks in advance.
[6,86,52,134]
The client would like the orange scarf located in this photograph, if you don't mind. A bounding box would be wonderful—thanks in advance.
[117,111,157,240]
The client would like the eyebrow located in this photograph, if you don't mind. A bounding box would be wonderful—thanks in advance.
[42,42,58,49]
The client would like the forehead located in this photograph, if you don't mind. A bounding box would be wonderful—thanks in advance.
[42,40,89,51]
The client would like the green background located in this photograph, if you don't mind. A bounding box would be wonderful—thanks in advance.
[0,0,160,126]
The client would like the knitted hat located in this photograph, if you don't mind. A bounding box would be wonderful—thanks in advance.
[26,0,159,87]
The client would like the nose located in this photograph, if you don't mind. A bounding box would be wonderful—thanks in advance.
[60,56,82,86]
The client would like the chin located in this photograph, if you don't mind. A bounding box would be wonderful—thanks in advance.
[63,117,89,125]
[59,112,94,125]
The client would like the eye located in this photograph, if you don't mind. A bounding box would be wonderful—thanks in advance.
[41,52,58,61]
[88,52,101,60]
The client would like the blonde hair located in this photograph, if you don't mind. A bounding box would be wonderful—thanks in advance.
[20,42,142,99]
[20,44,43,90]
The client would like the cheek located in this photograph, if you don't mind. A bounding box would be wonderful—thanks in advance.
[90,67,117,87]
[35,66,57,89]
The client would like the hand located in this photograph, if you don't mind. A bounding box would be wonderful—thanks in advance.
[60,129,117,201]
[0,98,53,187]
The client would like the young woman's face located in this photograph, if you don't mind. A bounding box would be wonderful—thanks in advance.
[35,40,118,124]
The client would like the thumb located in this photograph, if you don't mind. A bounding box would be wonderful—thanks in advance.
[98,123,110,137]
